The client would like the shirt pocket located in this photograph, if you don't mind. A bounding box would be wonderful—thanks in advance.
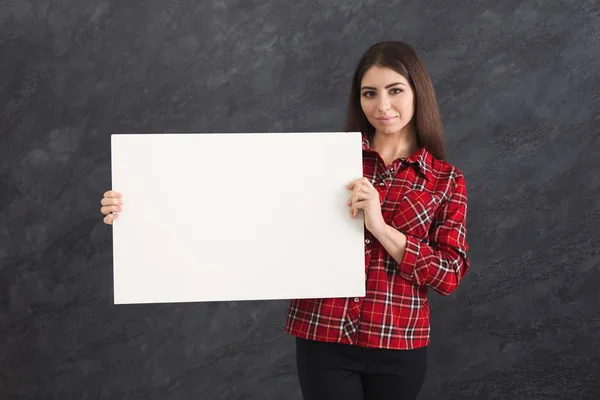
[391,189,440,239]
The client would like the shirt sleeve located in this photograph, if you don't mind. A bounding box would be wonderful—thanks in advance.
[396,172,470,295]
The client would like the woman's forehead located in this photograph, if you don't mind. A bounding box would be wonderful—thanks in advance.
[361,66,409,86]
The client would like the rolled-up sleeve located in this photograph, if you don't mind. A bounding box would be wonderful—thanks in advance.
[397,173,470,296]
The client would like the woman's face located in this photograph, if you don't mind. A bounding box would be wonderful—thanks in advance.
[359,66,415,136]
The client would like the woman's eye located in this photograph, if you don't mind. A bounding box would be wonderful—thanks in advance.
[362,91,376,98]
[390,88,403,94]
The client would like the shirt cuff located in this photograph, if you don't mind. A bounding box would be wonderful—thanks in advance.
[398,234,421,283]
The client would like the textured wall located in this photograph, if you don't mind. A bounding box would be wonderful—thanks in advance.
[1,0,599,399]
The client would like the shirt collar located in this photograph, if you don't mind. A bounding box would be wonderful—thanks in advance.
[362,134,433,181]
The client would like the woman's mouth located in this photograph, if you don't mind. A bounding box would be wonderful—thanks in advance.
[376,116,397,124]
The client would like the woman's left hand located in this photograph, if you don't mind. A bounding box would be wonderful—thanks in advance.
[346,177,386,236]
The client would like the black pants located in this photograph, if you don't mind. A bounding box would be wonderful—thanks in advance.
[295,337,427,400]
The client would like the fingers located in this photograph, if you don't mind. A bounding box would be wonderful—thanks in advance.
[347,178,376,191]
[355,185,372,196]
[101,197,122,206]
[347,192,369,206]
[346,183,375,206]
[346,179,378,219]
[346,177,368,189]
[366,178,376,188]
[360,177,374,189]
[346,179,359,189]
[101,190,123,224]
[348,200,368,218]
[101,205,122,215]
[103,213,119,225]
[104,190,122,198]
[346,178,377,218]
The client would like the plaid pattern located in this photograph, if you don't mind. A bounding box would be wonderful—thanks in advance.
[285,135,470,349]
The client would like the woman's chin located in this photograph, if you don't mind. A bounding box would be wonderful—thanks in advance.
[376,124,401,135]
[372,120,412,136]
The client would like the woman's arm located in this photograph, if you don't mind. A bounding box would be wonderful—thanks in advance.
[372,173,470,296]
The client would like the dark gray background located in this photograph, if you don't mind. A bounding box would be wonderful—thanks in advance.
[1,0,599,399]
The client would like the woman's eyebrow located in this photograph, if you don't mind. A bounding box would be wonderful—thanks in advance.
[360,82,405,90]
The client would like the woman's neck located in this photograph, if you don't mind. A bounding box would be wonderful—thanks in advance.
[371,128,419,166]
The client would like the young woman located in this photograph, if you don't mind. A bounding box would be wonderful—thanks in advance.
[100,41,470,400]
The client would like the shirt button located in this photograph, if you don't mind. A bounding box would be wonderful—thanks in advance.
[379,182,385,186]
[354,297,360,302]
[365,239,371,244]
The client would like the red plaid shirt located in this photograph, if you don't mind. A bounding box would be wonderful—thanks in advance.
[285,135,470,350]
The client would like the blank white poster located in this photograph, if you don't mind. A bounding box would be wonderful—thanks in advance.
[110,132,365,304]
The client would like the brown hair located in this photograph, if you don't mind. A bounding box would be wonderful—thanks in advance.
[344,41,446,161]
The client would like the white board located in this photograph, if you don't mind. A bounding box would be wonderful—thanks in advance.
[110,132,365,304]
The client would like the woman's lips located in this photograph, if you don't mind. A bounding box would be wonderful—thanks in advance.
[376,116,397,124]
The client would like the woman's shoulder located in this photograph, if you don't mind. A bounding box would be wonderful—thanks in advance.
[422,153,468,203]
[424,150,467,188]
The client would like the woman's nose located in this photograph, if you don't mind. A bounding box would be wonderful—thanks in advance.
[377,97,391,112]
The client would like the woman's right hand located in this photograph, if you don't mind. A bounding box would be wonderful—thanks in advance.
[101,190,123,225]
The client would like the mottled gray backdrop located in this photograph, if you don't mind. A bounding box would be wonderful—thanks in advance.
[1,0,599,399]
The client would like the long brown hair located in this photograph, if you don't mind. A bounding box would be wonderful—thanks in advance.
[344,41,446,161]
